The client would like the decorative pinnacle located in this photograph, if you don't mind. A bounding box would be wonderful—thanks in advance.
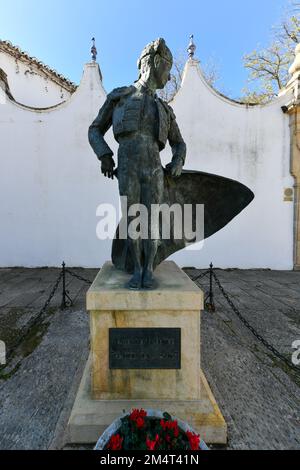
[91,37,97,62]
[187,34,196,58]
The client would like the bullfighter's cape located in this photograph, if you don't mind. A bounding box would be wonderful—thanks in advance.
[112,169,254,273]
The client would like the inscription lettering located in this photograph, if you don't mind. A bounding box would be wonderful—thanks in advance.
[109,328,181,369]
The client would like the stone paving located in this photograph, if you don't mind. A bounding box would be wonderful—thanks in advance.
[0,266,299,450]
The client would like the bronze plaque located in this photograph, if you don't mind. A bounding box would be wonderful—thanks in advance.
[109,328,181,369]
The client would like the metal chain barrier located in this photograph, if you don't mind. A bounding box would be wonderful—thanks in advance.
[60,265,92,308]
[65,268,93,285]
[190,269,210,282]
[190,266,215,312]
[1,262,93,371]
[211,270,300,374]
[1,269,63,367]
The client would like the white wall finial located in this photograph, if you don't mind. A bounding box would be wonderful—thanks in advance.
[91,37,97,62]
[187,35,196,59]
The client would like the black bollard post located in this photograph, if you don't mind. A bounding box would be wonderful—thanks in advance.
[205,262,216,312]
[61,261,66,309]
[61,261,72,309]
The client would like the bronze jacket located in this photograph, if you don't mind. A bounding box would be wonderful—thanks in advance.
[88,85,186,165]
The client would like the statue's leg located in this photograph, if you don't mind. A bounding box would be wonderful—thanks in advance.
[141,166,164,288]
[118,158,142,289]
[127,232,142,289]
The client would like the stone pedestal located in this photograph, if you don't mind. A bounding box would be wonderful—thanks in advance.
[67,261,227,444]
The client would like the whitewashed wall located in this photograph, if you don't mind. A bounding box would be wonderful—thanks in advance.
[0,50,73,107]
[0,59,295,268]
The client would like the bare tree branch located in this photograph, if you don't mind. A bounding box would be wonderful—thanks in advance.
[242,4,300,103]
[158,51,221,102]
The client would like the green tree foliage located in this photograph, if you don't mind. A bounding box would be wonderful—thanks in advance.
[242,3,300,104]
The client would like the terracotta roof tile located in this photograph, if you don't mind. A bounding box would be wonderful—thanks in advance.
[0,40,77,93]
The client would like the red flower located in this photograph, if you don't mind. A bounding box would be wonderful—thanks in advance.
[160,419,179,437]
[129,409,147,430]
[129,408,147,422]
[186,430,200,450]
[146,434,159,450]
[108,434,123,450]
[136,417,145,429]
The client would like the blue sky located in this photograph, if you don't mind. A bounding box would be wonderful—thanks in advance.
[0,0,293,98]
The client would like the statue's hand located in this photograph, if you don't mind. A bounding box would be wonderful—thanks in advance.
[166,159,183,178]
[101,155,115,179]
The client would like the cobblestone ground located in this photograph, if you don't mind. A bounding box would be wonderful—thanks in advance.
[0,267,299,450]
